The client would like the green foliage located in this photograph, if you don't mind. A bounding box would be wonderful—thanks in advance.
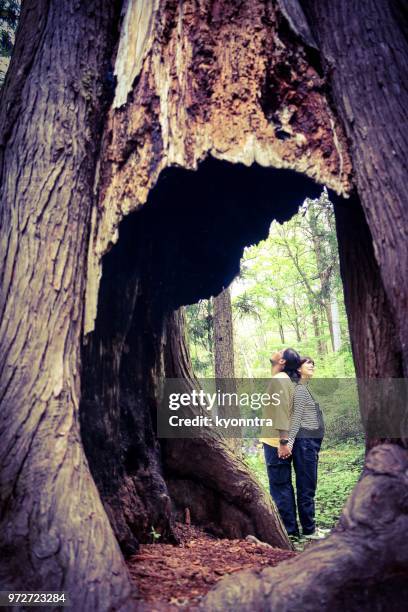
[0,0,20,86]
[185,301,214,377]
[149,525,161,544]
[315,440,364,528]
[186,190,355,380]
[0,0,19,55]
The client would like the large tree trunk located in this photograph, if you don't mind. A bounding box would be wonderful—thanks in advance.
[301,0,408,372]
[201,0,408,607]
[0,1,134,608]
[2,0,407,607]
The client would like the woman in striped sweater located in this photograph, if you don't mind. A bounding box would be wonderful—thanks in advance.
[288,356,326,540]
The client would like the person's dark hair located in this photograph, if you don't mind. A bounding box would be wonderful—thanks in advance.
[282,348,301,382]
[300,356,315,366]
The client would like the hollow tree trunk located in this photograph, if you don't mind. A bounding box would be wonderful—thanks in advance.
[3,0,407,607]
[0,1,134,608]
[79,0,350,557]
[201,1,408,608]
[81,179,292,551]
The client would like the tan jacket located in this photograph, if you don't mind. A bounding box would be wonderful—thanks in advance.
[259,372,294,448]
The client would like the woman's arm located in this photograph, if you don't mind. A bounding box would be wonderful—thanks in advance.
[288,386,306,450]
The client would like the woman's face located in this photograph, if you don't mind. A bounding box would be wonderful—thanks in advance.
[298,359,315,379]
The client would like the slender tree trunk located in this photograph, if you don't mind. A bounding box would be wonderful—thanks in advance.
[291,295,302,343]
[308,203,335,351]
[206,299,214,358]
[310,302,324,356]
[324,301,335,351]
[213,287,235,380]
[213,287,241,454]
[0,1,134,607]
[276,294,286,344]
[330,292,342,352]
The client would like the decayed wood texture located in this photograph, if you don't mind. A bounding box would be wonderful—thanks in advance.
[0,1,134,607]
[300,0,408,373]
[2,0,407,606]
[201,443,408,611]
[84,0,353,334]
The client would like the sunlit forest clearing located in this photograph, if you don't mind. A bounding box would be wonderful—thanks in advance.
[185,191,363,543]
[186,191,355,379]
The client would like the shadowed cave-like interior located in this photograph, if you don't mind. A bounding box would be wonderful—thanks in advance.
[80,157,333,551]
[113,157,324,308]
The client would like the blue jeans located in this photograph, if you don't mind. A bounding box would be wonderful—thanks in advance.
[263,443,299,536]
[292,437,322,535]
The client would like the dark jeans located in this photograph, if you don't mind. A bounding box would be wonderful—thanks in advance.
[292,437,322,535]
[263,443,299,535]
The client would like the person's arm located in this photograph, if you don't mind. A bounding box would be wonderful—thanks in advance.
[276,377,292,457]
[288,386,306,450]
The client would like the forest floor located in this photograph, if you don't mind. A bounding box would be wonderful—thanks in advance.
[128,523,296,610]
[129,441,364,610]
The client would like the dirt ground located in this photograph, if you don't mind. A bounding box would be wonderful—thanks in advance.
[128,524,296,610]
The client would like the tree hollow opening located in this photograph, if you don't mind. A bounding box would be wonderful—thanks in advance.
[80,157,350,552]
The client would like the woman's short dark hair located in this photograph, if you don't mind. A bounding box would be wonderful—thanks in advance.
[300,356,315,366]
[282,348,301,381]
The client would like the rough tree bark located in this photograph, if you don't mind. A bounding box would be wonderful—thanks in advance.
[301,0,408,372]
[78,0,350,557]
[200,1,408,608]
[1,0,407,608]
[213,287,241,453]
[0,1,135,609]
[213,287,235,381]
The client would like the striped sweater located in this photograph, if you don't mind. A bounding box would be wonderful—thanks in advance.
[288,384,319,449]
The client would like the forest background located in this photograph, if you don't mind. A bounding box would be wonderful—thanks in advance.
[185,191,364,532]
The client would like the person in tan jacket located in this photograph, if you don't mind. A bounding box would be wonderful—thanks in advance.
[260,348,300,536]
